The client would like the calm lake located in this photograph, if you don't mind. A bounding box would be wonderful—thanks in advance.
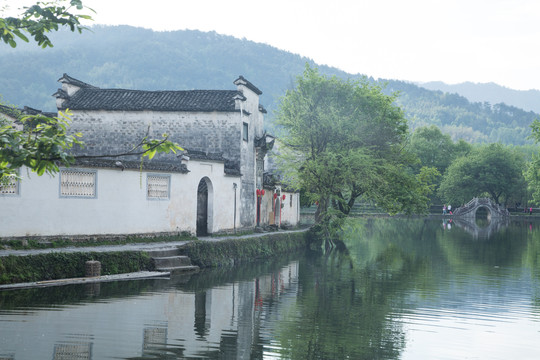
[1,217,540,359]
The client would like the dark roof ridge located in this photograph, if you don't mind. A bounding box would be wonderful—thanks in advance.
[234,75,263,95]
[79,88,242,95]
[58,73,98,89]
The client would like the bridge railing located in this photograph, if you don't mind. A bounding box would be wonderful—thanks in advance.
[453,197,478,216]
[453,197,509,218]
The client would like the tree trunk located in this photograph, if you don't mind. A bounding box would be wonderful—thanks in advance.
[314,196,330,223]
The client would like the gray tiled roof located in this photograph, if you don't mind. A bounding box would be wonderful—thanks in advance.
[60,88,245,112]
[0,104,21,118]
[0,105,56,120]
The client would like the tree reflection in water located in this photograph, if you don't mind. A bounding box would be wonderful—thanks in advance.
[2,218,540,359]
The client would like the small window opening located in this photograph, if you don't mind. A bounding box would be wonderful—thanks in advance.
[243,122,249,141]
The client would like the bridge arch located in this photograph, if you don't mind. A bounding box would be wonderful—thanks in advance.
[452,197,509,220]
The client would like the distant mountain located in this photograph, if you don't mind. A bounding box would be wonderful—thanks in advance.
[419,81,540,114]
[0,25,537,145]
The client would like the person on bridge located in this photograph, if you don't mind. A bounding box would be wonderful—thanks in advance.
[448,204,452,215]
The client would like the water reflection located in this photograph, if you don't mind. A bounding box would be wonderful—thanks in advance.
[0,256,301,360]
[1,219,540,359]
[450,216,510,239]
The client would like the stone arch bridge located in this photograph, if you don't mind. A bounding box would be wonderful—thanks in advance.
[452,197,509,220]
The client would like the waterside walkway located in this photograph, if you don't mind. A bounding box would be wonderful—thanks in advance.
[0,228,309,258]
[0,228,310,290]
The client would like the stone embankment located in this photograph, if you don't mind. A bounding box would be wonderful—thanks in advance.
[0,229,310,289]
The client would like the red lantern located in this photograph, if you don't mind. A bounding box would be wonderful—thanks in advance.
[273,193,277,199]
[256,189,261,196]
[282,194,286,200]
[261,189,265,195]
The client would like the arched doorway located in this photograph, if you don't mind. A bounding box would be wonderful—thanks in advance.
[196,177,213,236]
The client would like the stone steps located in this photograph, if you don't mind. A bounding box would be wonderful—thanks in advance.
[147,248,200,274]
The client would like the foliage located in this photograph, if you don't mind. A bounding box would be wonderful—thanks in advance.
[525,119,540,205]
[0,0,93,48]
[438,143,526,205]
[409,125,471,203]
[276,65,431,234]
[0,109,82,178]
[409,125,471,174]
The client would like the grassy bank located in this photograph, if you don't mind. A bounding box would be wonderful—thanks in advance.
[0,252,154,285]
[0,231,310,285]
[179,231,309,268]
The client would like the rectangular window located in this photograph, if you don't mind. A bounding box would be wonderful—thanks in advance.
[147,174,170,200]
[0,175,19,195]
[60,169,96,198]
[243,122,249,141]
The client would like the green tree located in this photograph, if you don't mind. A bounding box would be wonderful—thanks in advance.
[410,125,471,174]
[439,143,525,205]
[0,1,182,180]
[277,65,430,230]
[409,125,472,204]
[525,119,540,205]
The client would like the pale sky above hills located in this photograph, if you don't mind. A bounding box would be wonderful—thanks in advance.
[4,0,540,91]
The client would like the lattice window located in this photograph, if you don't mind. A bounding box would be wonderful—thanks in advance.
[60,169,96,198]
[0,175,18,195]
[147,174,170,200]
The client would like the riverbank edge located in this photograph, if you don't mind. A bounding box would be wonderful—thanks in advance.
[179,231,310,268]
[0,230,311,287]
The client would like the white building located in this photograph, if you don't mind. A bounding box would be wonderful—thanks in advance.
[0,75,300,239]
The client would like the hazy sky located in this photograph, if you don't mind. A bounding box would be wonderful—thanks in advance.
[5,0,540,90]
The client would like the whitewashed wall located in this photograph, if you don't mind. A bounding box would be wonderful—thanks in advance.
[0,161,241,238]
[259,190,300,227]
[280,191,301,226]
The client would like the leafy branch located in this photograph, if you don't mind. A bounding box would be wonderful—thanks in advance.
[0,0,93,48]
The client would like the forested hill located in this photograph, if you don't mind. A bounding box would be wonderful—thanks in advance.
[383,80,538,144]
[0,25,537,145]
[419,81,540,114]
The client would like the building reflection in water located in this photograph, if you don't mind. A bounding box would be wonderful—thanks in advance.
[0,261,299,359]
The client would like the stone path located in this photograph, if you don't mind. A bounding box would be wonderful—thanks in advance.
[0,228,309,257]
